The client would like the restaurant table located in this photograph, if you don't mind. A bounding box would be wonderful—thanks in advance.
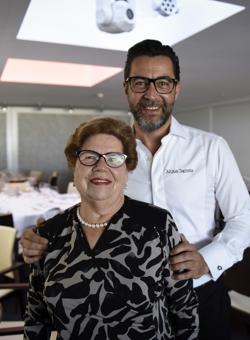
[0,188,80,237]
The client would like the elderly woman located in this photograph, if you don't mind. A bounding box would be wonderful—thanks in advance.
[24,117,199,339]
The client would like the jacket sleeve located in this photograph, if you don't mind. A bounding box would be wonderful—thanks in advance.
[199,137,250,280]
[164,213,199,340]
[23,259,52,339]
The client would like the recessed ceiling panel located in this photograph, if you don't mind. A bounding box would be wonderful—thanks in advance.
[0,59,122,86]
[17,0,245,51]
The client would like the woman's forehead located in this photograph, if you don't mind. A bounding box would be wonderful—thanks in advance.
[81,133,123,150]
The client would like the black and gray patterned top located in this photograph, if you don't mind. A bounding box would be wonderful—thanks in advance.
[24,196,199,340]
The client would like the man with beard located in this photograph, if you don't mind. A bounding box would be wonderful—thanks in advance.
[21,40,250,340]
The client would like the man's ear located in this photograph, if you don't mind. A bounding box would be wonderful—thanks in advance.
[123,80,129,95]
[175,82,181,100]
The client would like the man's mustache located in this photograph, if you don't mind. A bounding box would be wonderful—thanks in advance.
[138,98,162,107]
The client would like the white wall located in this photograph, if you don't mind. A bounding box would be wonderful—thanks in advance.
[175,97,250,181]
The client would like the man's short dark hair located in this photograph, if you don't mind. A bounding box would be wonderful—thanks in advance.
[124,39,180,81]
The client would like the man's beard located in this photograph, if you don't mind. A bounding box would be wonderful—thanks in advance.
[130,98,174,132]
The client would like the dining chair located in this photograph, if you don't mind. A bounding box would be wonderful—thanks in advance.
[67,181,79,194]
[0,227,49,337]
[0,214,14,228]
[48,171,59,191]
[29,170,43,187]
[0,282,56,340]
[223,247,250,331]
[0,320,25,337]
[0,226,28,320]
[224,248,250,296]
[228,290,250,319]
[0,320,58,339]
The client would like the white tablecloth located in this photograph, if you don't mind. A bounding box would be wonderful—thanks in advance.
[0,188,80,237]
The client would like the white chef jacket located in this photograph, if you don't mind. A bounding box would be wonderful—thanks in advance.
[125,116,250,287]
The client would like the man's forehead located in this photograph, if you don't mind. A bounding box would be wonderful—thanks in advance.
[130,55,175,77]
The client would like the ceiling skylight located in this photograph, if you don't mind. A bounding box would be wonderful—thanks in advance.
[17,0,245,51]
[0,59,122,87]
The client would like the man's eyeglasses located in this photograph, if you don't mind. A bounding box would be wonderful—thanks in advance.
[76,150,127,168]
[125,76,178,94]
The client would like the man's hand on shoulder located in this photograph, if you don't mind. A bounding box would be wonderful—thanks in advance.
[20,222,48,264]
[169,234,209,280]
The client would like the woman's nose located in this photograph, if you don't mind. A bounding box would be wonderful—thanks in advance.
[93,156,108,169]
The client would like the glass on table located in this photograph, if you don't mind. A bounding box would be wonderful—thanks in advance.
[38,182,50,192]
[0,171,7,192]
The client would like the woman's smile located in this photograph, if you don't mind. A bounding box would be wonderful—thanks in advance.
[90,177,112,185]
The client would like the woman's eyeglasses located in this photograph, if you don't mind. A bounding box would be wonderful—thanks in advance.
[76,150,127,168]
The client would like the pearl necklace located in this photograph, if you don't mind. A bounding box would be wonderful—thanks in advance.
[77,207,108,229]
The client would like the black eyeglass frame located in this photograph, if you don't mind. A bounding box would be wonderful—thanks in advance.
[125,76,178,94]
[76,150,128,168]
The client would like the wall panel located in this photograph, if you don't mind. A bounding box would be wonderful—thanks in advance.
[212,102,250,178]
[0,112,7,170]
[18,112,131,191]
[175,108,210,131]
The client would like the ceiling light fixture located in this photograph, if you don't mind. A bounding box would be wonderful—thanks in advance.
[17,0,245,51]
[97,92,104,98]
[153,0,179,17]
[0,105,7,112]
[96,0,135,33]
[66,106,74,113]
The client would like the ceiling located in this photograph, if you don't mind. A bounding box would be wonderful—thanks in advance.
[0,0,249,112]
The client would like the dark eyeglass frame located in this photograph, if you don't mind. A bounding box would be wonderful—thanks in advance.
[125,76,178,94]
[76,150,127,168]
